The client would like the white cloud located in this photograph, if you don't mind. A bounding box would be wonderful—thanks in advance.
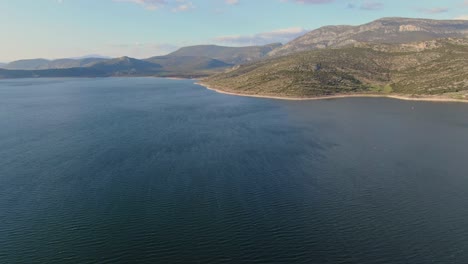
[113,0,197,11]
[417,7,449,14]
[345,1,384,10]
[360,1,383,10]
[455,15,468,20]
[172,0,195,12]
[225,0,239,5]
[113,0,168,10]
[214,27,308,46]
[283,0,334,4]
[113,0,337,11]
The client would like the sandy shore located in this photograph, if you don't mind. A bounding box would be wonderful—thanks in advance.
[196,82,468,104]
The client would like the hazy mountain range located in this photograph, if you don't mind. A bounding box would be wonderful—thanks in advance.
[1,17,467,99]
[2,58,109,70]
[0,43,281,76]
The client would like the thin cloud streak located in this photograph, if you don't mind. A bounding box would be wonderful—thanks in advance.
[114,0,195,11]
[417,7,449,14]
[360,1,384,10]
[113,0,167,10]
[225,0,239,5]
[172,0,195,12]
[282,0,334,4]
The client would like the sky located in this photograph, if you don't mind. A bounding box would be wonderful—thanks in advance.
[0,0,467,62]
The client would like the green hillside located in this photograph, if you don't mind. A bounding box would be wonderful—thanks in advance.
[203,38,468,100]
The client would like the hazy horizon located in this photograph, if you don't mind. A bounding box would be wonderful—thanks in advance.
[1,0,467,62]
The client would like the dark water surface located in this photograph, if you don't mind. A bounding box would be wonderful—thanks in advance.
[1,78,468,263]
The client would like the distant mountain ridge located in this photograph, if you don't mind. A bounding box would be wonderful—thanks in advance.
[269,17,468,56]
[1,42,284,78]
[0,56,163,79]
[3,58,109,70]
[3,43,281,71]
[0,55,234,79]
[168,43,282,64]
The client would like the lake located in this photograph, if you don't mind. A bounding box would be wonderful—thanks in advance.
[1,77,468,263]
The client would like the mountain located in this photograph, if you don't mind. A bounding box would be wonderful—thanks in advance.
[269,17,468,57]
[202,38,468,100]
[0,56,229,79]
[49,58,110,68]
[89,56,162,75]
[4,59,51,70]
[0,63,5,68]
[0,43,272,78]
[1,55,226,77]
[4,58,109,70]
[145,56,232,77]
[1,42,281,75]
[168,43,282,64]
[0,56,163,78]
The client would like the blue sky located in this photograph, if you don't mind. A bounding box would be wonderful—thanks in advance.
[0,0,467,61]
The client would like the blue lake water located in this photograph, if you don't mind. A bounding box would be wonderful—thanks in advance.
[1,77,468,263]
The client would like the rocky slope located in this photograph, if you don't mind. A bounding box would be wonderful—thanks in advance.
[269,17,468,57]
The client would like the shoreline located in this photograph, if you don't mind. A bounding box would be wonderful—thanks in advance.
[2,76,466,104]
[196,82,468,104]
